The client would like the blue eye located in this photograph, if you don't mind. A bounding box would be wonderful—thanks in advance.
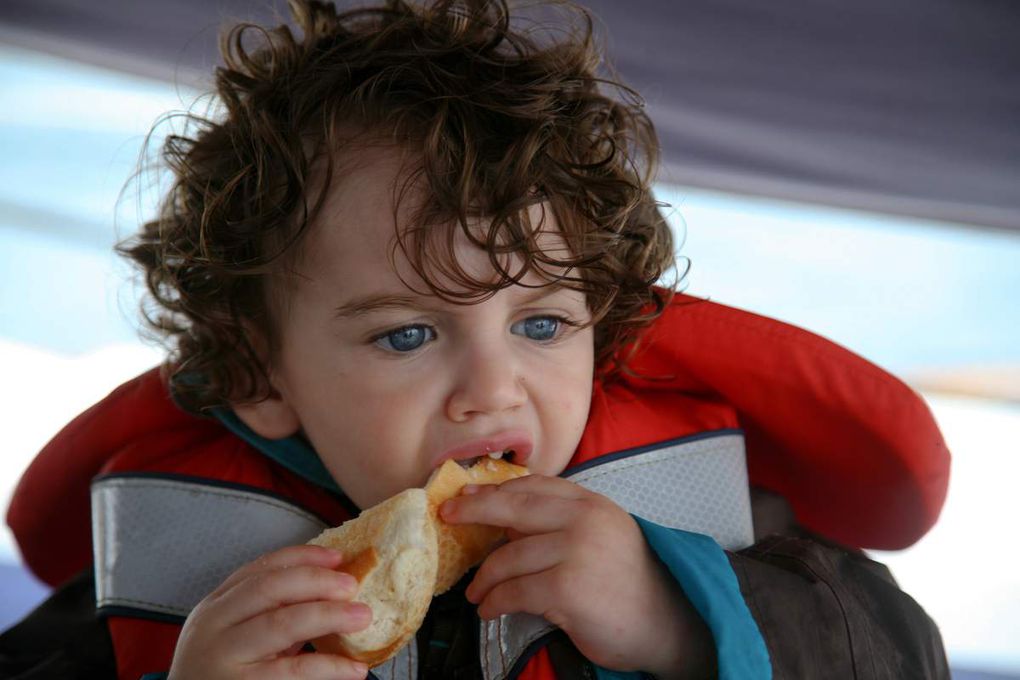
[376,325,434,352]
[512,316,560,341]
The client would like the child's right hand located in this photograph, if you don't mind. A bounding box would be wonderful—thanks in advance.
[168,545,372,680]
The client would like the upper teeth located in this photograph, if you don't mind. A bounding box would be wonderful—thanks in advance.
[456,450,511,468]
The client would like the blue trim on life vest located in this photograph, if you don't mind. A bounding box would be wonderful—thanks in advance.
[593,668,652,680]
[631,515,772,680]
[212,407,346,497]
[139,673,168,680]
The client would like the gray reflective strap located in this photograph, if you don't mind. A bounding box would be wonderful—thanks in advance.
[481,432,752,680]
[91,475,328,618]
[565,432,753,551]
[91,433,752,680]
[91,474,414,677]
[367,639,417,680]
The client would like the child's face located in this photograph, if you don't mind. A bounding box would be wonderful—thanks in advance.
[239,146,595,509]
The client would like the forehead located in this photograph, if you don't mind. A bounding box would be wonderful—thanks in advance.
[298,144,569,294]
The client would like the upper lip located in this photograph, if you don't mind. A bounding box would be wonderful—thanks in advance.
[434,430,533,469]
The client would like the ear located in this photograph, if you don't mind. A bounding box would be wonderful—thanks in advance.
[232,391,301,440]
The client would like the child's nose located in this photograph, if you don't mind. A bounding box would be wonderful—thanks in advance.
[445,343,527,421]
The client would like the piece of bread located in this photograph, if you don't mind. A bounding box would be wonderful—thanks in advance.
[307,457,528,665]
[307,488,438,667]
[426,458,529,594]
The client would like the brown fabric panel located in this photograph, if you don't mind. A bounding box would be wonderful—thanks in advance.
[730,535,950,679]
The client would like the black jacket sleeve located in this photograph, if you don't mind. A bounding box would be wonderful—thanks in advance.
[729,494,950,679]
[0,568,117,680]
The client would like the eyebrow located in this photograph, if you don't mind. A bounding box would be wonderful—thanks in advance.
[333,293,426,320]
[332,285,569,320]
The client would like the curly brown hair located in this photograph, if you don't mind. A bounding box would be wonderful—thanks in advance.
[119,0,676,413]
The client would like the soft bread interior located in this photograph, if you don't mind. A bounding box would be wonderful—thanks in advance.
[308,488,438,666]
[306,457,528,665]
[426,458,529,594]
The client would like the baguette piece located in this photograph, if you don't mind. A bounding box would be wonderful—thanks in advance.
[308,488,438,666]
[307,457,528,665]
[426,458,529,594]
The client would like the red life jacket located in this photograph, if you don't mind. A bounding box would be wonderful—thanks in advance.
[6,294,950,680]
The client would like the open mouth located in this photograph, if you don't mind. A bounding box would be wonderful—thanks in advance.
[456,449,516,468]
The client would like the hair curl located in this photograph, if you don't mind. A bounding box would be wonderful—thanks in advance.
[119,0,677,413]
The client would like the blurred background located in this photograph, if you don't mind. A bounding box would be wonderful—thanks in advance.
[1,1,1018,677]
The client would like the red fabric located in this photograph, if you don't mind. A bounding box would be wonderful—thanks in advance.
[6,369,352,591]
[595,294,951,549]
[516,646,557,680]
[7,370,194,588]
[107,618,181,680]
[5,293,951,679]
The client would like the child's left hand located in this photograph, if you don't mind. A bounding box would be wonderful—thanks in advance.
[439,475,716,680]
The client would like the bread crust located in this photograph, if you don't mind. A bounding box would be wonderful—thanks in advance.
[306,458,528,665]
[308,489,437,665]
[427,458,529,594]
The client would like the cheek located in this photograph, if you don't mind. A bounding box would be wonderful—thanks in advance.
[289,365,398,447]
[567,345,595,430]
[563,389,593,437]
[329,368,439,446]
[311,357,413,411]
[564,337,595,411]
[543,345,594,436]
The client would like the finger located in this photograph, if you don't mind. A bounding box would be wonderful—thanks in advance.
[247,652,369,680]
[440,485,582,535]
[465,532,566,604]
[487,473,590,499]
[224,600,372,662]
[210,545,345,599]
[474,567,570,623]
[210,564,360,629]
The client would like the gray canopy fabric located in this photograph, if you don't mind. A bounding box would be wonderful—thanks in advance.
[1,0,1018,231]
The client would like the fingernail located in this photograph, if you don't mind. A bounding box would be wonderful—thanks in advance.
[351,661,368,676]
[337,573,358,593]
[439,500,456,520]
[462,484,479,495]
[348,603,372,621]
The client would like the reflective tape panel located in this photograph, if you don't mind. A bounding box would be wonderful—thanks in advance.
[91,475,328,618]
[367,638,417,680]
[565,431,753,551]
[482,431,752,680]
